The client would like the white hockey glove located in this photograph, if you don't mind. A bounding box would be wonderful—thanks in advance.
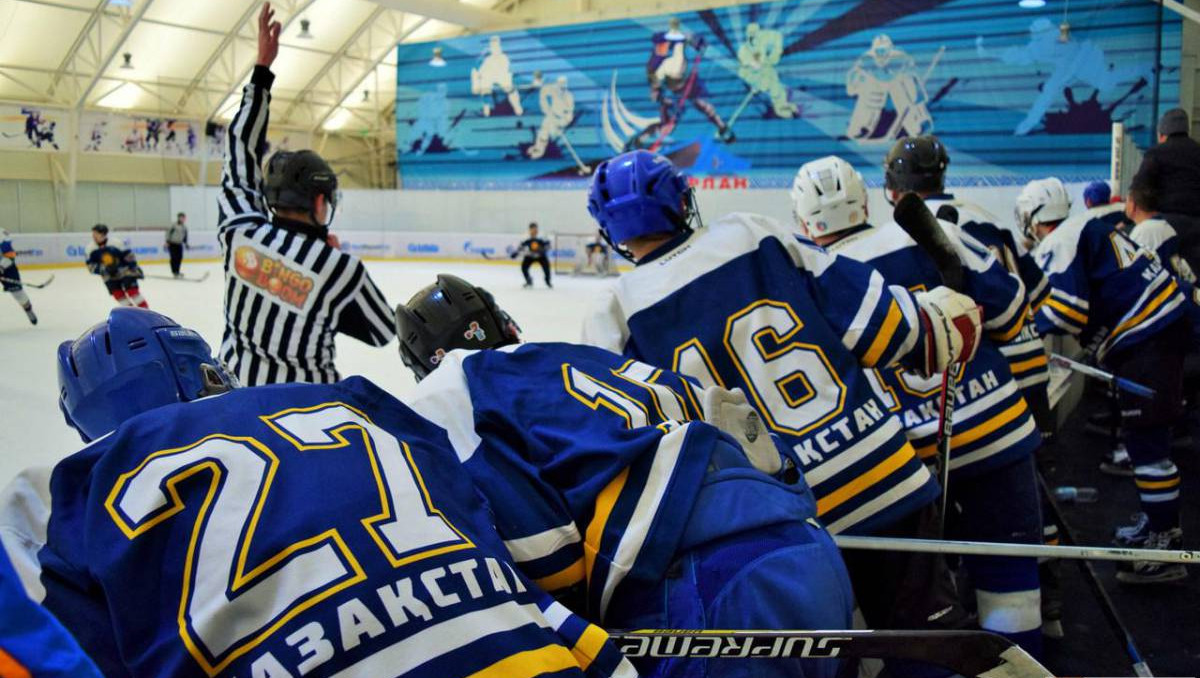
[914,286,983,377]
[0,256,12,270]
[698,386,782,475]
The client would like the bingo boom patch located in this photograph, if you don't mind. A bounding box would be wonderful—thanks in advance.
[234,246,315,309]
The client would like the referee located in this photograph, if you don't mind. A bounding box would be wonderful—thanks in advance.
[216,3,394,386]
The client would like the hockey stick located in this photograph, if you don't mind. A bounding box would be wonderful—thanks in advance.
[555,133,592,176]
[609,629,1050,678]
[0,273,54,289]
[1037,472,1153,676]
[145,271,211,283]
[1048,353,1155,399]
[893,192,967,535]
[834,534,1199,565]
[720,88,757,139]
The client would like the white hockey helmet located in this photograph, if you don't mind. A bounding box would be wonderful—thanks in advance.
[791,155,869,237]
[1015,177,1071,241]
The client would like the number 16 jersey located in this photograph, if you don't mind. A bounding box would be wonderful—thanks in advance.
[582,213,938,536]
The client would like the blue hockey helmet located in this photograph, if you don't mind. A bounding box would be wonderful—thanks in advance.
[1083,180,1112,207]
[57,308,235,442]
[587,150,697,257]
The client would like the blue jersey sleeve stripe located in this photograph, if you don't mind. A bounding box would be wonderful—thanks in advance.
[504,523,582,564]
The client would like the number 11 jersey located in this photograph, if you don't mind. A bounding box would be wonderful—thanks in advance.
[582,213,938,536]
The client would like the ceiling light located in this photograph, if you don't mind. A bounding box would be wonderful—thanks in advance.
[1018,0,1045,7]
[323,107,352,131]
[120,52,133,70]
[429,46,447,67]
[298,19,313,39]
[362,89,370,102]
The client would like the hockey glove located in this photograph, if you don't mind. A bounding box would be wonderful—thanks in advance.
[698,386,783,475]
[0,256,12,270]
[914,286,982,377]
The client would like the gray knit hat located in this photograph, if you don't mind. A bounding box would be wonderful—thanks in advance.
[1159,108,1189,137]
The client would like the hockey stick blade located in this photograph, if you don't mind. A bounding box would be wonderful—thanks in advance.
[1048,353,1155,398]
[835,534,1200,564]
[0,273,54,289]
[894,192,965,292]
[145,271,210,283]
[610,629,1051,678]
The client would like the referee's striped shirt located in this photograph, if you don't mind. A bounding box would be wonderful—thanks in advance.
[217,65,395,386]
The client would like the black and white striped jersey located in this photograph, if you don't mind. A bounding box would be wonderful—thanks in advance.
[216,65,395,386]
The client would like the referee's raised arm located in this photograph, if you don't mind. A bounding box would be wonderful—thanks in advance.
[216,3,395,387]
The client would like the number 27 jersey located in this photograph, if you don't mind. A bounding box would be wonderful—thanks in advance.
[38,377,631,678]
[583,213,938,536]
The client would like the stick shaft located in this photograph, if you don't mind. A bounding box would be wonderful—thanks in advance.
[834,534,1199,564]
[1049,353,1155,398]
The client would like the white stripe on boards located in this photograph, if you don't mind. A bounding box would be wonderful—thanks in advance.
[802,417,904,488]
[504,524,583,564]
[842,270,885,353]
[329,601,550,678]
[947,416,1037,470]
[824,464,932,535]
[599,421,689,619]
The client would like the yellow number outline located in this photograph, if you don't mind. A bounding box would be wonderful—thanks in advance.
[723,299,847,437]
[262,402,474,568]
[104,434,364,676]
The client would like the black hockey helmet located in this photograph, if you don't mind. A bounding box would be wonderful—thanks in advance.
[396,274,521,381]
[884,135,949,195]
[92,223,109,236]
[265,150,339,226]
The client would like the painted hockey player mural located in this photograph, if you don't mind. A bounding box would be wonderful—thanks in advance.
[845,34,937,141]
[471,36,523,117]
[392,0,1177,189]
[977,18,1154,136]
[736,22,797,120]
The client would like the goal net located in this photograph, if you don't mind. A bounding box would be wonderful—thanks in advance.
[552,232,618,276]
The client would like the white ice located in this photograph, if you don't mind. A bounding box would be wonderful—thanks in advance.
[0,259,609,486]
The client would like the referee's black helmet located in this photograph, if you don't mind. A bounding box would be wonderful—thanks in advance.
[265,150,339,223]
[396,275,521,381]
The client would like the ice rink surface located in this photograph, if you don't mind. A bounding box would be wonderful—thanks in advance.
[0,259,607,486]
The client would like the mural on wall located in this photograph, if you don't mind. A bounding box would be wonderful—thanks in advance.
[1,105,308,161]
[394,0,1180,189]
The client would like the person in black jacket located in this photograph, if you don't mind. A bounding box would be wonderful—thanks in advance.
[511,222,552,288]
[1132,108,1200,272]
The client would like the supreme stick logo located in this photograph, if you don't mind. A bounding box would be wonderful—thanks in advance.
[234,246,315,309]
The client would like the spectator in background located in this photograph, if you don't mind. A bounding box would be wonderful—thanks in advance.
[1132,108,1200,271]
[1082,180,1131,230]
[164,212,188,278]
[512,221,552,288]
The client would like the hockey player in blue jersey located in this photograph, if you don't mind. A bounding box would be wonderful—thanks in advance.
[1082,180,1131,231]
[86,223,149,308]
[793,145,1044,658]
[396,274,854,678]
[41,307,636,678]
[581,149,982,672]
[0,228,37,325]
[1019,176,1190,584]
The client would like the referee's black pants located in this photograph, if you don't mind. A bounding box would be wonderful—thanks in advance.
[522,255,550,286]
[168,243,184,275]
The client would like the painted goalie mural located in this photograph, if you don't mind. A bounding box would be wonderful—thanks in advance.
[394,0,1179,189]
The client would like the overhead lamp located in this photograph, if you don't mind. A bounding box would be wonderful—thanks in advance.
[298,19,313,39]
[120,52,133,70]
[362,89,370,102]
[1017,0,1045,7]
[429,46,446,67]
